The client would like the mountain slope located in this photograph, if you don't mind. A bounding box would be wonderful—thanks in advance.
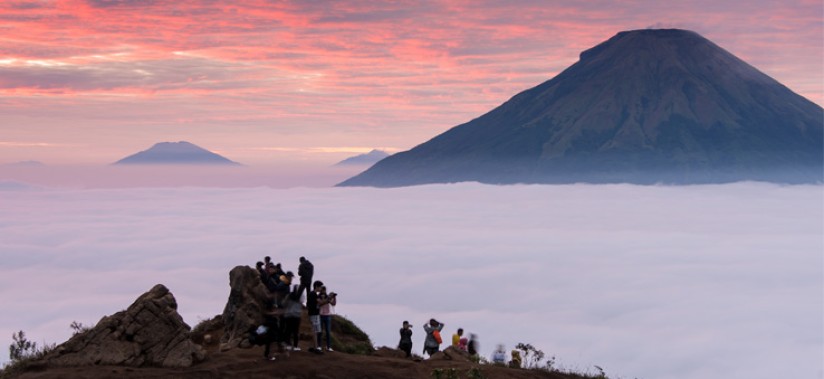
[114,141,241,165]
[339,29,823,187]
[335,150,390,166]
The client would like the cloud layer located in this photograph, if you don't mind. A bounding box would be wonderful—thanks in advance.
[0,1,821,165]
[0,183,821,378]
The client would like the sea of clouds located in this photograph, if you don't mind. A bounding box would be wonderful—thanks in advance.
[0,182,821,378]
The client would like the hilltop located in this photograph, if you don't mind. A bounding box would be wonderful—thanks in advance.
[3,266,603,379]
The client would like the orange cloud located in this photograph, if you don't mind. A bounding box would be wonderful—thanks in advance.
[0,0,820,165]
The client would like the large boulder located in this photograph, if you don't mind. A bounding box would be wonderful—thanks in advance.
[44,284,205,368]
[219,265,271,350]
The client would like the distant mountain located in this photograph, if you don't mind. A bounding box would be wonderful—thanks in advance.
[339,29,823,187]
[114,141,241,165]
[335,150,390,166]
[3,160,45,167]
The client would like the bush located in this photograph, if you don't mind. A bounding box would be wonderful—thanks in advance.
[8,331,37,362]
[2,330,55,379]
[515,342,545,369]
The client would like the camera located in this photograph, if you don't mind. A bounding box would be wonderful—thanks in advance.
[329,292,338,297]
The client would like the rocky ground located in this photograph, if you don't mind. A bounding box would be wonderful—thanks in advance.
[2,266,602,379]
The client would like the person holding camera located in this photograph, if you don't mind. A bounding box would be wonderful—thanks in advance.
[318,285,337,352]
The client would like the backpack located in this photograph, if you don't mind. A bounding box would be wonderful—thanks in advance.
[432,330,442,344]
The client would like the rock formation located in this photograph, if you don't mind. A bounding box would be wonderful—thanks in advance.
[219,265,272,351]
[43,284,205,368]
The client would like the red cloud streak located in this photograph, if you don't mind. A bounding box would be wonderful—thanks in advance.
[0,0,821,165]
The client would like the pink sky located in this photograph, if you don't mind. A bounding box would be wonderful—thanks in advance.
[0,0,822,167]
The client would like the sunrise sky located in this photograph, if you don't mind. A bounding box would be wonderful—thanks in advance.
[1,0,822,167]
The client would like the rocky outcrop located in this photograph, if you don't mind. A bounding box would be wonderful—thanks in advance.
[219,265,272,350]
[43,284,205,368]
[429,346,472,362]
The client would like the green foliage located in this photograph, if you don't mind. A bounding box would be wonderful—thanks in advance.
[466,366,486,379]
[2,330,55,379]
[330,315,374,355]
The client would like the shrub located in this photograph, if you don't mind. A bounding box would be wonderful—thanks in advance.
[515,342,545,369]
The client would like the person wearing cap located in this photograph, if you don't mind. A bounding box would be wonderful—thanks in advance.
[398,321,413,357]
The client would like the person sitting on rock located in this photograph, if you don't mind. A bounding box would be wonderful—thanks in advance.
[264,256,272,269]
[422,318,444,357]
[318,285,337,352]
[509,349,522,368]
[398,321,413,358]
[452,328,463,348]
[459,334,468,351]
[492,344,506,365]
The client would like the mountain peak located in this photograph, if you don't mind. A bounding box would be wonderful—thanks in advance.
[114,141,241,166]
[335,149,390,166]
[340,29,823,187]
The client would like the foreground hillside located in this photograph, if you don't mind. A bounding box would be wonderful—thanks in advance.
[2,268,605,379]
[11,346,600,379]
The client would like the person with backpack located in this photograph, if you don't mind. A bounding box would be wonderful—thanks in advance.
[422,318,444,357]
[298,257,314,298]
[398,321,413,358]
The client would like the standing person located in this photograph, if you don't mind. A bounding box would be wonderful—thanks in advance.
[422,318,444,357]
[452,328,463,348]
[306,280,324,354]
[260,313,284,361]
[467,334,479,357]
[280,286,302,351]
[398,321,413,358]
[298,257,314,298]
[318,286,337,352]
[255,261,269,286]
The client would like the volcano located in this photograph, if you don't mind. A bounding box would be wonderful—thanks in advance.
[339,29,823,187]
[114,141,241,165]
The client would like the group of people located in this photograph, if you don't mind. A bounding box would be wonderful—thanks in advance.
[251,256,338,360]
[397,319,478,359]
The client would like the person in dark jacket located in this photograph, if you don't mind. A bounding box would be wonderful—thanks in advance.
[306,280,323,354]
[398,321,413,357]
[256,261,269,285]
[298,257,314,298]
